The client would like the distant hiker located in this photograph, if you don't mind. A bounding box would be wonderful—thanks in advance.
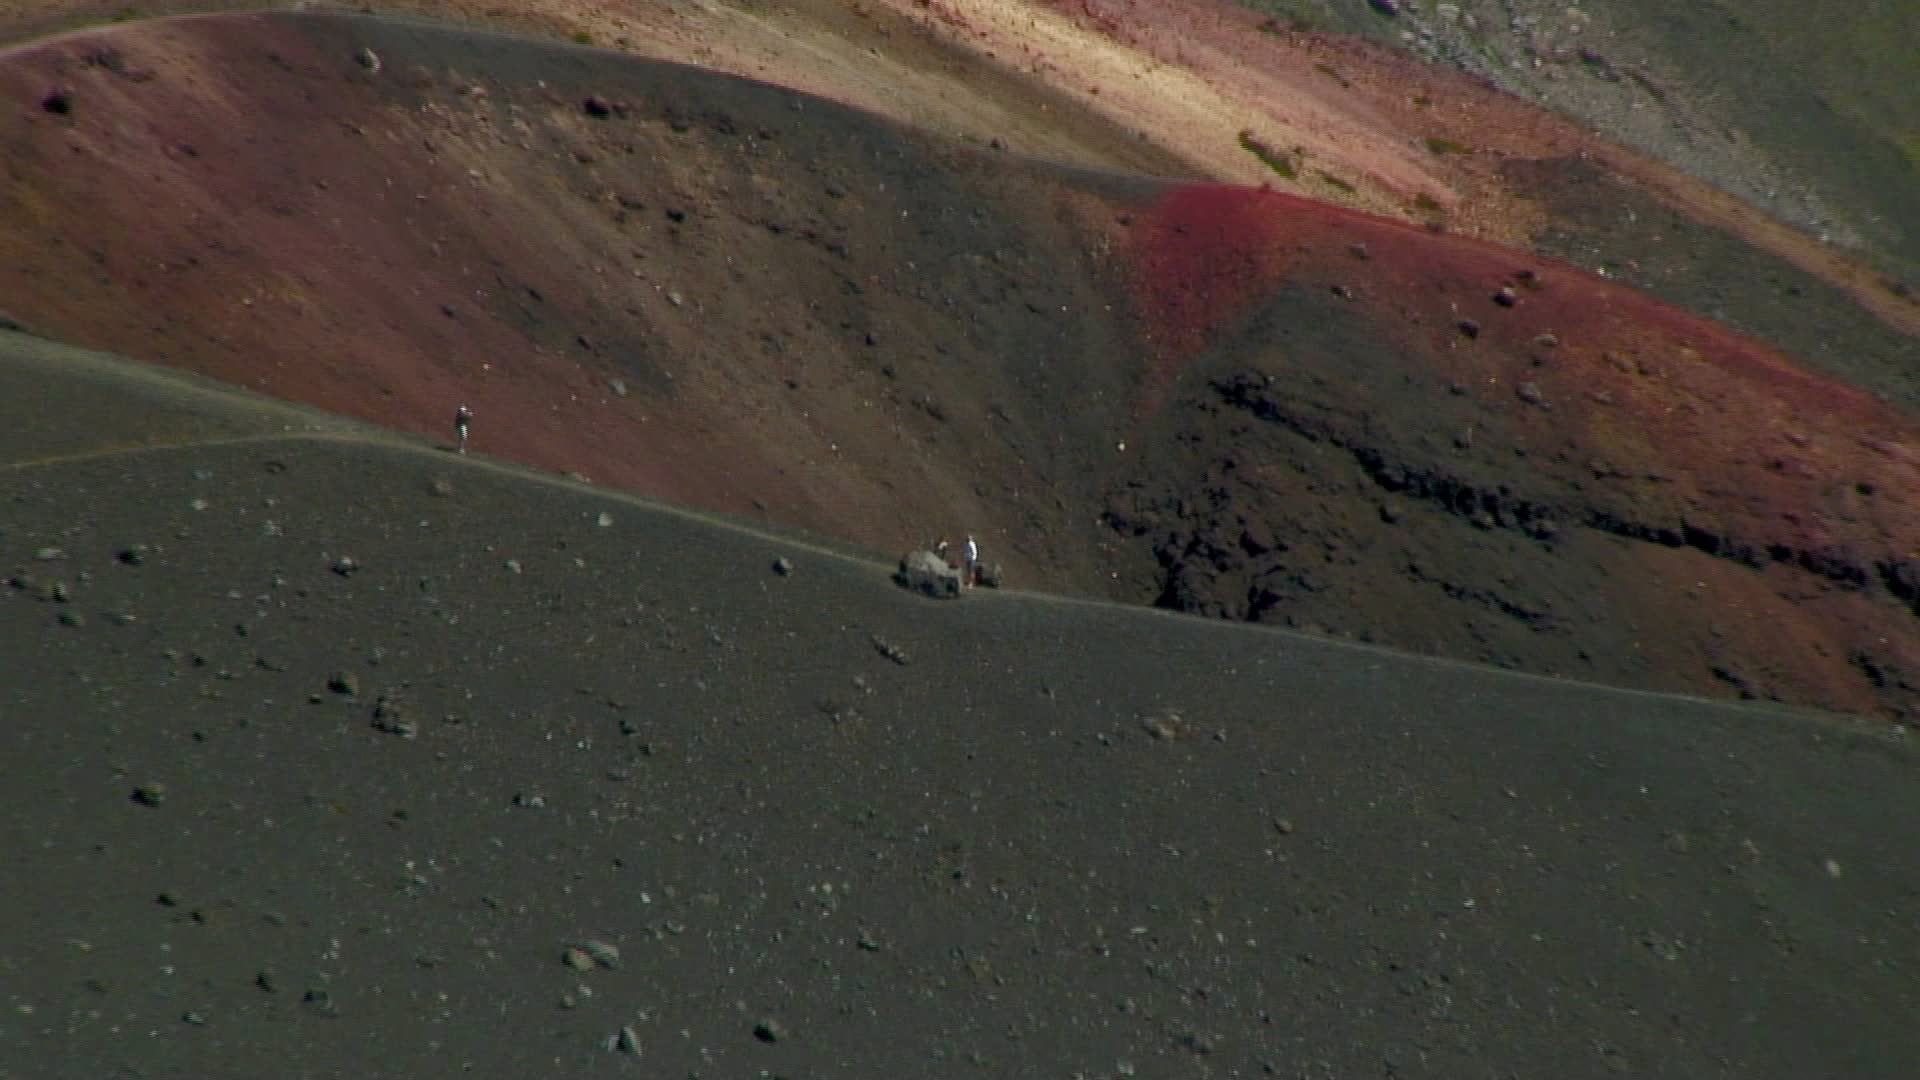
[454,404,473,454]
[963,534,979,588]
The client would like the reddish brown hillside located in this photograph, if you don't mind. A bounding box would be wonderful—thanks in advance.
[0,11,1151,589]
[5,2,1914,414]
[1,11,1915,717]
[1091,182,1920,714]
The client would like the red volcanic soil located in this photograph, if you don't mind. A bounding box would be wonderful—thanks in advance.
[1098,181,1920,716]
[2,11,1917,718]
[0,11,1156,588]
[1124,183,1913,516]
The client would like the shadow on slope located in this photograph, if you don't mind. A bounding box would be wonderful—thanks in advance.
[1,11,1916,721]
[6,327,1920,1080]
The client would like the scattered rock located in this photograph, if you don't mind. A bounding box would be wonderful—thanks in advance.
[58,610,84,628]
[330,555,358,577]
[131,782,166,807]
[370,696,416,738]
[301,986,336,1016]
[354,47,381,73]
[1516,382,1549,408]
[1180,1030,1219,1055]
[427,477,453,498]
[1493,286,1518,307]
[1141,711,1184,741]
[1272,817,1295,835]
[1710,664,1760,700]
[1347,242,1370,260]
[1457,318,1481,339]
[1240,520,1278,555]
[596,511,614,528]
[327,672,358,696]
[893,549,960,598]
[582,95,614,118]
[582,939,621,969]
[614,1025,642,1055]
[753,1018,786,1043]
[115,545,147,566]
[871,635,910,665]
[772,556,794,577]
[562,947,594,972]
[33,546,64,562]
[41,88,72,116]
[608,377,628,397]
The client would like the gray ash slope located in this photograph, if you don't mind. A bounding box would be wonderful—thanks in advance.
[3,333,1918,1078]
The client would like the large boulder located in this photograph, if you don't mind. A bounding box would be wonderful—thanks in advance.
[894,549,961,598]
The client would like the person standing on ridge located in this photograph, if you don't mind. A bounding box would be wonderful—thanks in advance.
[455,404,473,455]
[963,534,979,589]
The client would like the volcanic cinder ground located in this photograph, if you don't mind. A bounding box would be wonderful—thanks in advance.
[6,322,1920,1080]
[4,4,1920,1077]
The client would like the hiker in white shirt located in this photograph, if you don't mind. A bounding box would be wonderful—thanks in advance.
[963,534,979,588]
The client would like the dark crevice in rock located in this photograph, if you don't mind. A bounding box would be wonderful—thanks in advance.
[1876,560,1920,617]
[1210,370,1907,614]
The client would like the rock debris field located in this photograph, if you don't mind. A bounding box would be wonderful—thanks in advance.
[2,332,1918,1079]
